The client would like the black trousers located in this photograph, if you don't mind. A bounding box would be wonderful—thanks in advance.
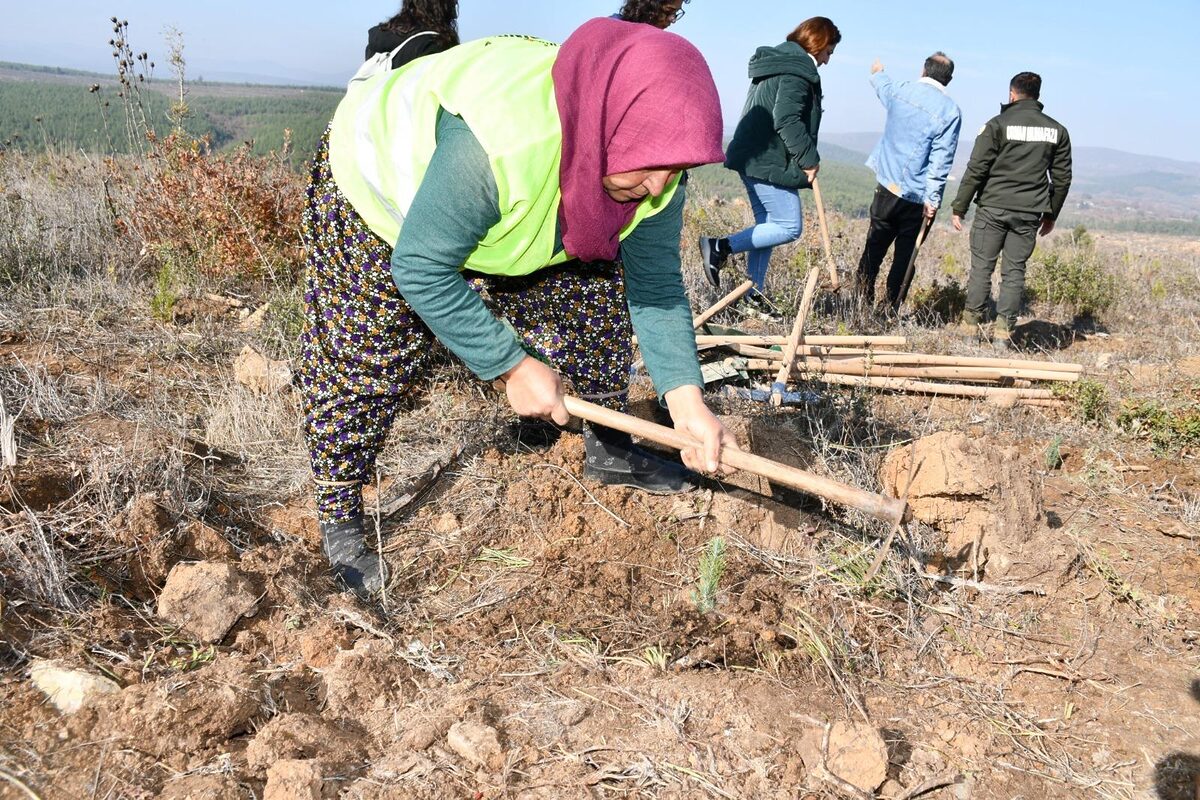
[856,184,928,308]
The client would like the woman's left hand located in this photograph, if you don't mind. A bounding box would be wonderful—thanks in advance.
[664,385,740,474]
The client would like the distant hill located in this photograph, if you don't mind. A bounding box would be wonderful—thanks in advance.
[823,131,1200,235]
[0,61,342,164]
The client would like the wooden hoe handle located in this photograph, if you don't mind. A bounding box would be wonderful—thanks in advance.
[810,177,840,290]
[563,396,907,525]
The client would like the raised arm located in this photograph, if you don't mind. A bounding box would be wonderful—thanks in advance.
[869,65,897,110]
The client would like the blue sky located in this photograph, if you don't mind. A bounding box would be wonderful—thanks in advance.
[3,1,1196,161]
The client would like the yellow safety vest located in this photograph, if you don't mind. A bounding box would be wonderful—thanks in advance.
[328,35,679,276]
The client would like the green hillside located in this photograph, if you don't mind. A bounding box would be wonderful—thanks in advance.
[0,66,341,165]
[689,161,877,217]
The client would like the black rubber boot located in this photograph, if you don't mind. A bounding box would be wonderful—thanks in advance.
[320,516,385,597]
[582,423,696,494]
[698,237,731,289]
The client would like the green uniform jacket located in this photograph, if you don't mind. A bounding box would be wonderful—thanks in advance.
[723,41,821,189]
[951,98,1073,220]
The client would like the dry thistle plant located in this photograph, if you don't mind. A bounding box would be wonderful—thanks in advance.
[94,19,305,288]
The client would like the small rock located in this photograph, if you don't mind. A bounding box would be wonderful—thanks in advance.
[880,431,1045,574]
[797,722,889,793]
[157,562,259,644]
[825,722,889,794]
[986,389,1020,409]
[233,345,292,395]
[879,779,906,799]
[401,723,439,751]
[246,713,367,776]
[430,512,460,535]
[447,721,504,771]
[265,759,322,800]
[910,746,947,772]
[239,302,271,331]
[28,660,120,714]
[320,639,408,732]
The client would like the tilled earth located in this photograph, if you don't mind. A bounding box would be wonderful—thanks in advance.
[1,302,1199,800]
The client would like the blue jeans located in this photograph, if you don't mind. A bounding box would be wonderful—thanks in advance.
[727,175,803,291]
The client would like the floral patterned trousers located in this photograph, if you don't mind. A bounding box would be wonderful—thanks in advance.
[297,133,632,523]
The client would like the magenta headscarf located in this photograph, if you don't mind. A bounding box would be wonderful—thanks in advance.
[552,17,725,263]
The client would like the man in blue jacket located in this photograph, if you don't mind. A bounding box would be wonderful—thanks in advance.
[856,53,961,310]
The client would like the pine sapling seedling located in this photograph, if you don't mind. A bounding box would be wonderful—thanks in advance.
[150,260,177,322]
[692,536,727,613]
[1044,434,1064,470]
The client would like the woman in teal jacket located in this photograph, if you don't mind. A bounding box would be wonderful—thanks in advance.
[698,17,840,318]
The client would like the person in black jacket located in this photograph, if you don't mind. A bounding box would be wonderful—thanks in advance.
[365,0,459,70]
[951,71,1072,348]
[697,17,840,320]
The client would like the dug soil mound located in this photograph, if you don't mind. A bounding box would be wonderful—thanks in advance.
[881,431,1054,575]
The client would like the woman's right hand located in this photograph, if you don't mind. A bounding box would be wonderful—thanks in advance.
[500,355,569,425]
[803,163,820,183]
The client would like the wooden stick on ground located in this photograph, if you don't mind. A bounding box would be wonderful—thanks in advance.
[771,267,822,405]
[810,177,840,290]
[792,360,1080,384]
[693,334,908,348]
[706,342,1081,372]
[563,396,907,524]
[726,346,1078,383]
[693,280,754,329]
[743,361,1062,400]
[814,351,1084,373]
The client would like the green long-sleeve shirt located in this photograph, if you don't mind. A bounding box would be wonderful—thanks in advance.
[390,111,702,400]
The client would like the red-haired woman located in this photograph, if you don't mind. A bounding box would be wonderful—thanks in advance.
[698,17,841,319]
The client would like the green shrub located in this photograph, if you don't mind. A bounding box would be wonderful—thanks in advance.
[1116,401,1200,454]
[1026,244,1119,318]
[1055,379,1110,425]
[907,278,966,322]
[938,252,962,279]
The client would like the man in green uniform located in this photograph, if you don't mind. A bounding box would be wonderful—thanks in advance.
[951,71,1072,348]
